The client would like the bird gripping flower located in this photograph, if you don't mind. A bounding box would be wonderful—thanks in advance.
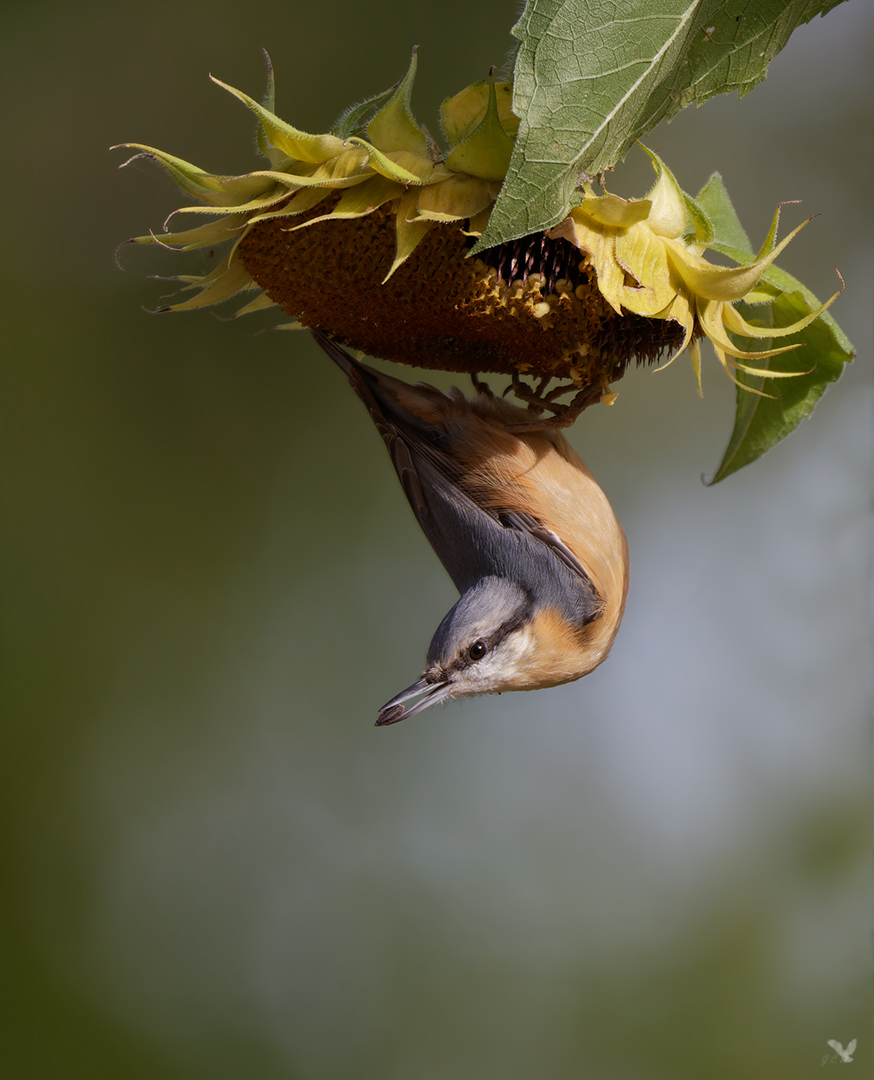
[117,52,841,423]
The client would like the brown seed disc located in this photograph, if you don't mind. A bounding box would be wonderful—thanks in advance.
[238,194,684,382]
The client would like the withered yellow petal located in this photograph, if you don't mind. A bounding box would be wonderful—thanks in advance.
[116,145,241,206]
[289,175,401,230]
[721,287,840,339]
[614,224,677,314]
[576,193,651,229]
[130,214,248,251]
[344,139,432,185]
[698,299,806,364]
[383,190,432,281]
[164,251,254,312]
[662,217,812,302]
[247,187,332,224]
[416,175,495,222]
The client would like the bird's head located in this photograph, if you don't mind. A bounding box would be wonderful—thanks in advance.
[375,577,606,725]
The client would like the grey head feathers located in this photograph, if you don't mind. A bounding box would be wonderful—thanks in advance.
[427,578,532,669]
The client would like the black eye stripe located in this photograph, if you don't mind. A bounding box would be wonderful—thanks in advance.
[454,595,534,670]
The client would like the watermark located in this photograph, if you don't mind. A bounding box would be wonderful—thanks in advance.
[822,1039,856,1065]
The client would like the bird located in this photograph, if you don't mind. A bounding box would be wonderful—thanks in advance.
[827,1039,856,1063]
[310,328,629,726]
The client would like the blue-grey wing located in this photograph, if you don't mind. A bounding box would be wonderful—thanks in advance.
[311,329,600,621]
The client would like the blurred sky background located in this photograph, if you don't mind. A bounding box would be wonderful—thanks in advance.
[2,2,871,1078]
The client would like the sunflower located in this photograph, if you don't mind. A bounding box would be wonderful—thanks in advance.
[117,54,839,424]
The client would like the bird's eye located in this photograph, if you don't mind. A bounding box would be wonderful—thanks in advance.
[468,640,487,661]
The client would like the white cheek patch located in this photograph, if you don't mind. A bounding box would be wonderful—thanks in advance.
[457,625,536,696]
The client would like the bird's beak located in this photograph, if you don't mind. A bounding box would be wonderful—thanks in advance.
[375,675,453,726]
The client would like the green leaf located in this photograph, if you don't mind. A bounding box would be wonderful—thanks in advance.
[477,0,849,251]
[695,165,853,481]
[706,259,854,483]
[696,172,750,252]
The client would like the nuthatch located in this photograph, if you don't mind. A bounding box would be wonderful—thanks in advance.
[311,328,629,725]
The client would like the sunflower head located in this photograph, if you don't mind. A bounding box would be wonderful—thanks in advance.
[117,55,839,424]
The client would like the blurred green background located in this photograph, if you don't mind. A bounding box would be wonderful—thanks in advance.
[2,2,871,1077]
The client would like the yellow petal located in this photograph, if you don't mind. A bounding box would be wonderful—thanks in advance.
[711,344,779,397]
[345,139,435,184]
[164,249,254,312]
[662,216,813,303]
[721,286,841,339]
[232,291,278,317]
[751,203,784,260]
[688,337,703,396]
[416,175,495,222]
[575,193,651,228]
[385,152,446,184]
[288,174,401,230]
[383,190,431,281]
[129,214,248,250]
[562,212,625,314]
[247,187,332,224]
[310,147,372,181]
[217,172,289,201]
[162,186,292,222]
[728,356,810,378]
[116,145,243,207]
[613,224,677,314]
[655,289,695,352]
[466,207,492,235]
[698,300,806,364]
[240,166,372,191]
